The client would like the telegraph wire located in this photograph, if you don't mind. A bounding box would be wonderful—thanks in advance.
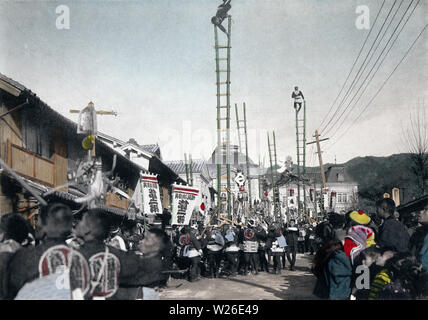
[324,0,418,138]
[320,0,398,134]
[317,0,386,131]
[325,21,428,152]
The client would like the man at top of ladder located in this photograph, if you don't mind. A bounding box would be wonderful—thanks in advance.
[211,0,232,36]
[292,86,305,112]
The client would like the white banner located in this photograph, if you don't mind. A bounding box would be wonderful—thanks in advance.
[171,184,199,225]
[132,173,162,216]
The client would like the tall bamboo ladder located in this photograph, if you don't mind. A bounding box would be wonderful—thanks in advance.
[214,16,232,220]
[267,131,280,221]
[235,102,252,209]
[295,101,307,217]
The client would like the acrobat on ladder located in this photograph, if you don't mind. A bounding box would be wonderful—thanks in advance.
[292,86,307,218]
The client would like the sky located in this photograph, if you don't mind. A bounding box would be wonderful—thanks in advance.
[0,0,427,167]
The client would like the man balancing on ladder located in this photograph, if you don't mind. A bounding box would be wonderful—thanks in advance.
[292,86,305,112]
[211,0,232,36]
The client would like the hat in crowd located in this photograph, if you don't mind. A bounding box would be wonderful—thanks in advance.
[349,210,371,225]
[248,219,256,228]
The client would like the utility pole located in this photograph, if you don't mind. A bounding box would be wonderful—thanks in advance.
[307,129,329,215]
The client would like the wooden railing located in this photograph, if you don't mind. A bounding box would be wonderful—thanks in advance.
[7,140,55,187]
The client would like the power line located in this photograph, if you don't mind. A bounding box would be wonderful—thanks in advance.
[320,0,398,134]
[325,0,419,138]
[326,21,428,151]
[317,0,386,131]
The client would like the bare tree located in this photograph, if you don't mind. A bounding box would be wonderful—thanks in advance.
[402,104,428,197]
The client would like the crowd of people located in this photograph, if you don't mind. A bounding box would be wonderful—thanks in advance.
[169,216,316,281]
[311,198,428,300]
[0,196,427,300]
[0,203,172,300]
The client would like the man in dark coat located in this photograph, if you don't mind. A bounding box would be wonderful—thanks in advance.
[177,225,202,282]
[375,198,410,253]
[239,219,259,275]
[0,213,34,299]
[6,203,90,300]
[286,219,299,271]
[75,209,165,299]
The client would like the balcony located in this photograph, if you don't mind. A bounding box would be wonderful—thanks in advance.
[7,140,67,188]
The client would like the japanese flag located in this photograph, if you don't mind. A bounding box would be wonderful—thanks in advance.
[199,202,205,215]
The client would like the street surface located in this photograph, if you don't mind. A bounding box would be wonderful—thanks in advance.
[160,253,319,300]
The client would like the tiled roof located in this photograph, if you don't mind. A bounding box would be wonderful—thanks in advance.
[165,159,207,175]
[140,144,160,155]
[0,72,27,92]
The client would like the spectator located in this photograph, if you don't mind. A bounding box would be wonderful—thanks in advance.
[137,227,173,300]
[0,213,34,299]
[224,226,240,277]
[285,219,299,271]
[375,198,410,253]
[312,239,352,300]
[409,202,428,291]
[7,203,90,300]
[75,209,165,300]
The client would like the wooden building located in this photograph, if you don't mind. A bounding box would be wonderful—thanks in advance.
[0,73,142,225]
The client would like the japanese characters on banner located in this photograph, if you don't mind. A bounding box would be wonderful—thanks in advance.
[171,184,199,225]
[132,173,162,217]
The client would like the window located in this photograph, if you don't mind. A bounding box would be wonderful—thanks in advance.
[343,194,348,203]
[21,107,51,158]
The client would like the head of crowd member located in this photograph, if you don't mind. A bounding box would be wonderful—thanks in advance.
[358,246,395,278]
[419,203,428,225]
[138,227,171,258]
[183,225,191,234]
[0,213,32,245]
[37,203,73,241]
[121,219,138,239]
[375,198,396,221]
[346,210,371,229]
[75,209,111,242]
[329,212,346,230]
[248,219,256,228]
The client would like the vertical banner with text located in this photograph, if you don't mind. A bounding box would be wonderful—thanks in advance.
[133,173,163,218]
[171,184,199,225]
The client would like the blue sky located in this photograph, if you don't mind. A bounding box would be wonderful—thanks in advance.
[0,0,427,166]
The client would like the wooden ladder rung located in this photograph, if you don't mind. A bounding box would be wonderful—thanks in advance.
[216,81,231,85]
[216,93,228,96]
[214,46,231,49]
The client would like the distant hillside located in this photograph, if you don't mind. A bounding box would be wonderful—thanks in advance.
[343,153,422,211]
